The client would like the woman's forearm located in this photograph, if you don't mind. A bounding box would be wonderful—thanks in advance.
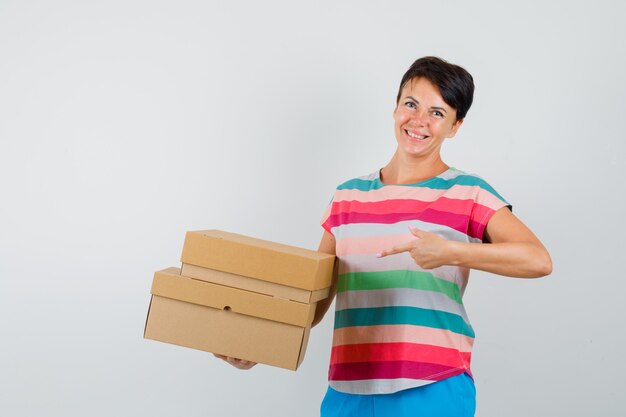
[447,240,552,278]
[312,289,336,328]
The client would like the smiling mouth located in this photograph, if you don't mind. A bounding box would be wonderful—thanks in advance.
[405,130,429,140]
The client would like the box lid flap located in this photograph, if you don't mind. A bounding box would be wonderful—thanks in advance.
[151,268,316,327]
[181,230,335,290]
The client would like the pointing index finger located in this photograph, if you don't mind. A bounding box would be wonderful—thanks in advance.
[377,243,413,258]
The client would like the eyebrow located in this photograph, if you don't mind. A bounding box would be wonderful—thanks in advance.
[405,96,448,114]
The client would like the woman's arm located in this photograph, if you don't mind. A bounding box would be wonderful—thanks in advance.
[378,208,552,278]
[450,207,552,277]
[312,231,338,327]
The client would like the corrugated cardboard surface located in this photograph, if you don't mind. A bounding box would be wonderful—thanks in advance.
[181,263,330,303]
[181,230,335,291]
[145,295,311,370]
[152,268,317,327]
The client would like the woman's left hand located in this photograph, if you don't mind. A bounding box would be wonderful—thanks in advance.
[377,226,452,269]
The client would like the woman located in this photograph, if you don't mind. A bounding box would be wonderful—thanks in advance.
[219,57,552,417]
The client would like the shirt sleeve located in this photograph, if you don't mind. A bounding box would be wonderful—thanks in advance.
[468,181,512,242]
[320,193,336,236]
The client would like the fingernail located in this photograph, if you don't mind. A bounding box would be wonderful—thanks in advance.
[376,253,382,258]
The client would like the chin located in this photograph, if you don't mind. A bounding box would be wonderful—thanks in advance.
[400,141,426,155]
[401,148,425,157]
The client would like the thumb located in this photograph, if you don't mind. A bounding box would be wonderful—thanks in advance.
[409,226,426,238]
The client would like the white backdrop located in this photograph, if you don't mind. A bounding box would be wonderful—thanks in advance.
[1,1,624,416]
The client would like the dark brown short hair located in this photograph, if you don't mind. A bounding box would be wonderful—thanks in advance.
[396,56,474,120]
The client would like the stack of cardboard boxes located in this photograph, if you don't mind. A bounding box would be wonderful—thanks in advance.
[144,230,335,370]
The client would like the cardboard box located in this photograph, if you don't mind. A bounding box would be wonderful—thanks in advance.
[181,230,335,291]
[144,268,315,370]
[180,263,331,303]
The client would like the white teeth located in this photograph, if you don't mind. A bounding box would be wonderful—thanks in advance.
[406,130,427,139]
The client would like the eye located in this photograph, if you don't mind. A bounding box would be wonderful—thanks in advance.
[432,110,444,118]
[404,101,417,109]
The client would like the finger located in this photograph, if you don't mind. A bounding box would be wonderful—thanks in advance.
[377,243,413,258]
[409,226,426,238]
[240,361,257,369]
[225,356,254,366]
[233,359,257,370]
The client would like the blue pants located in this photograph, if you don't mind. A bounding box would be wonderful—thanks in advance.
[320,373,476,417]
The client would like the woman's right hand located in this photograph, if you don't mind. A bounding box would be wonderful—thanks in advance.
[213,353,257,370]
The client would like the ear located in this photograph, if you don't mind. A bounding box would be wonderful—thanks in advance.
[447,118,464,138]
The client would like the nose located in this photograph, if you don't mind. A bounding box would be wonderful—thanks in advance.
[411,108,428,126]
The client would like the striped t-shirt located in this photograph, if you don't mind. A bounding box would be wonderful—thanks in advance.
[320,167,511,395]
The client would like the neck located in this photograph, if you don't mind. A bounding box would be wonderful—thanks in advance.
[381,150,448,184]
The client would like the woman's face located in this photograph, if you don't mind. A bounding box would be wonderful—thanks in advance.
[393,77,463,160]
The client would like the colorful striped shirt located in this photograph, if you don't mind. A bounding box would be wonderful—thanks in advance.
[320,167,511,394]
